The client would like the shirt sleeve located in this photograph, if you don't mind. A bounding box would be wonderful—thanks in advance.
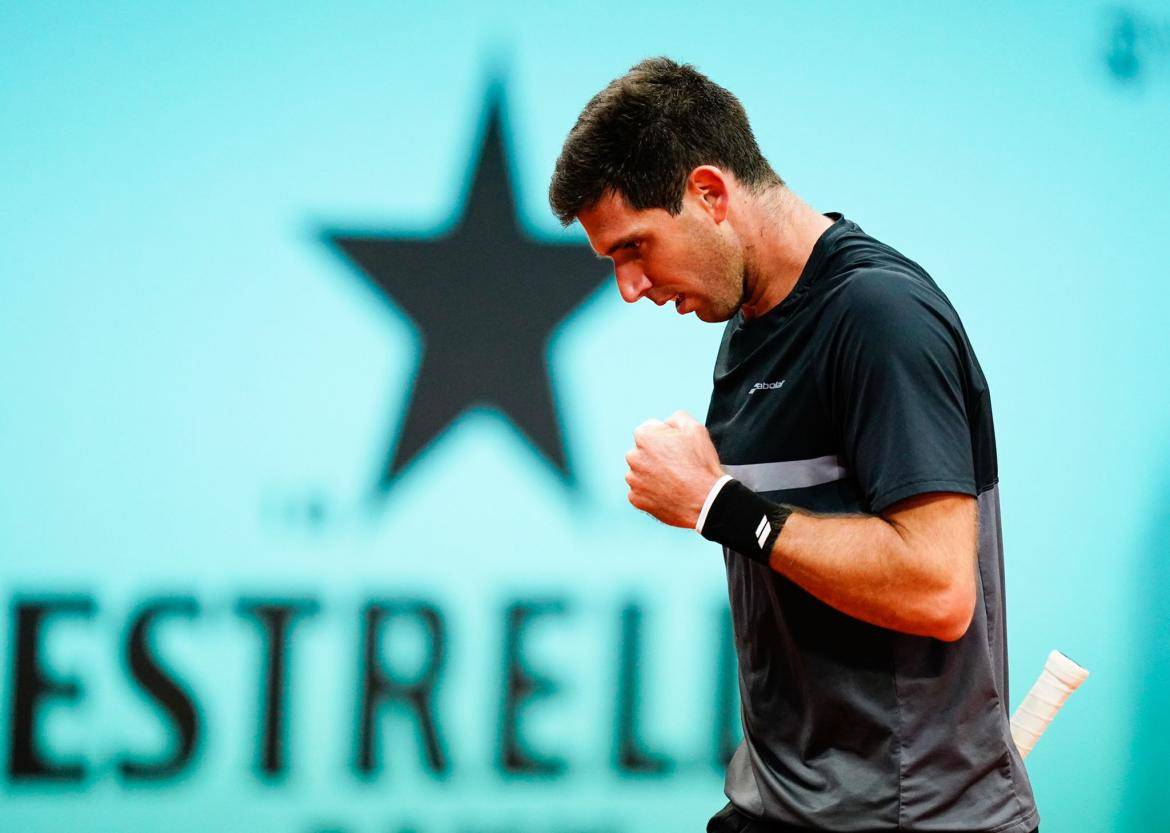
[819,270,977,514]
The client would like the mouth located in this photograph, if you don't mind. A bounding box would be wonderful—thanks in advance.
[674,293,686,314]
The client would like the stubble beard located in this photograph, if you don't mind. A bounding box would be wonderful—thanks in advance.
[682,211,747,322]
[698,247,748,323]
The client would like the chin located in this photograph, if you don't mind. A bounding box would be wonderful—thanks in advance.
[695,305,734,323]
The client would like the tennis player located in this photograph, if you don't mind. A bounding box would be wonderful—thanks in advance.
[549,58,1040,833]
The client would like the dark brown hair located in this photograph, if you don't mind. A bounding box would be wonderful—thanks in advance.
[549,57,782,226]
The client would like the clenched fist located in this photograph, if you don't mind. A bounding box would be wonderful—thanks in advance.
[625,410,725,528]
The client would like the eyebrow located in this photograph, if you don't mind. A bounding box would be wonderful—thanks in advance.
[601,231,642,258]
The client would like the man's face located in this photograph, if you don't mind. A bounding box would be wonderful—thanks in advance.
[577,189,745,322]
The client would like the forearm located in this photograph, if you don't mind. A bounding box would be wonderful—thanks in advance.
[621,415,976,641]
[697,477,976,641]
[769,510,970,641]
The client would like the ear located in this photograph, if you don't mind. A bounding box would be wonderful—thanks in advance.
[686,166,730,223]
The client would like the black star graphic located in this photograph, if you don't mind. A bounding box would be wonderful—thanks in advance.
[323,85,610,494]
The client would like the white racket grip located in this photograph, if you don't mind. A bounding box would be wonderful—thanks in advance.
[1010,650,1089,759]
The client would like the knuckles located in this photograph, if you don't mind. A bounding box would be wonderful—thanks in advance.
[633,417,675,447]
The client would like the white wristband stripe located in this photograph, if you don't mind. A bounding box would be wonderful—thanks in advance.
[695,474,734,534]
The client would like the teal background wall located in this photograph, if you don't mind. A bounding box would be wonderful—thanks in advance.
[2,2,1169,831]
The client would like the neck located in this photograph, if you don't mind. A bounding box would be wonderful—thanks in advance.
[737,186,834,320]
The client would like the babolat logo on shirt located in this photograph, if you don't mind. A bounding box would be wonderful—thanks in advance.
[704,215,1038,833]
[748,379,786,395]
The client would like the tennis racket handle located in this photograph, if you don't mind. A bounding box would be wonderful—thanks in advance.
[1010,650,1089,759]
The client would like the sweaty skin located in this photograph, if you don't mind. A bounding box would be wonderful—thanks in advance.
[583,169,977,643]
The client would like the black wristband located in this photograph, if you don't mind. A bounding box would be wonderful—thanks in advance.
[698,479,791,565]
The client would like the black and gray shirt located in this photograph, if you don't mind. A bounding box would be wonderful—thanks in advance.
[705,214,1038,833]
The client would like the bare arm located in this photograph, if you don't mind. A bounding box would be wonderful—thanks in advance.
[769,492,978,642]
[624,412,978,642]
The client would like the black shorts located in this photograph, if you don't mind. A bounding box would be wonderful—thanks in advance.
[706,802,1040,833]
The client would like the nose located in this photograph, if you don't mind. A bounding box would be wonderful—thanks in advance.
[615,262,652,304]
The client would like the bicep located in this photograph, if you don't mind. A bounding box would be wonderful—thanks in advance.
[883,491,978,630]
